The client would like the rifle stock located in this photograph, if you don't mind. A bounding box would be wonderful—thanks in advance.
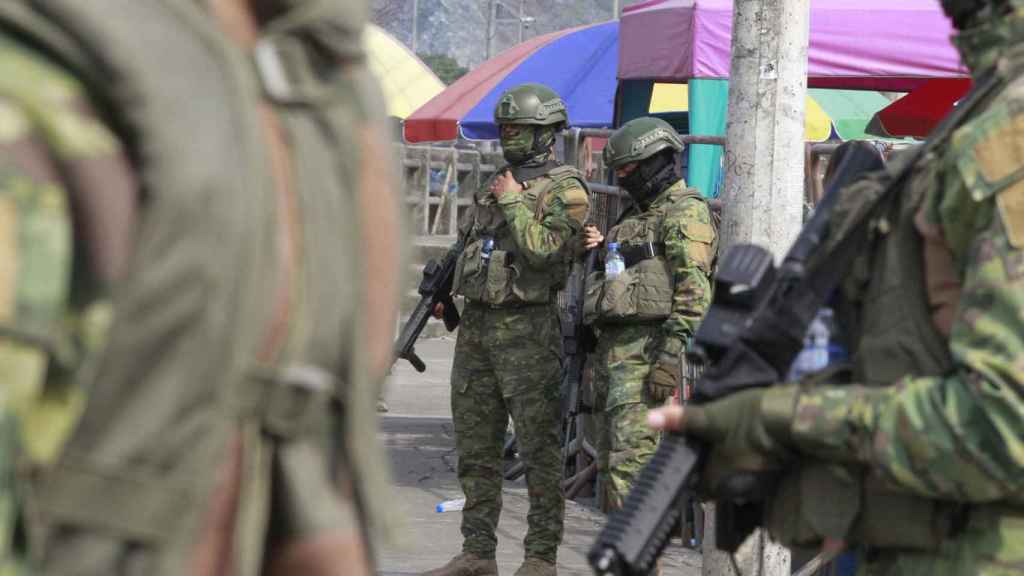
[393,236,466,372]
[561,249,598,498]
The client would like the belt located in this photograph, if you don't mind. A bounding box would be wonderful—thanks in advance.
[466,299,551,311]
[620,242,666,268]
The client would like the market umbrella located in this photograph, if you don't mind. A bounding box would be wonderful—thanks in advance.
[404,21,619,142]
[866,78,973,138]
[649,83,894,142]
[364,23,445,119]
[620,0,966,91]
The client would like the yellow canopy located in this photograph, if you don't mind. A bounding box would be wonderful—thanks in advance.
[649,83,833,142]
[364,24,445,119]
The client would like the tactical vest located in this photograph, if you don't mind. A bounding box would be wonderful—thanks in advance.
[0,1,389,572]
[583,184,707,325]
[768,142,1013,551]
[454,164,585,306]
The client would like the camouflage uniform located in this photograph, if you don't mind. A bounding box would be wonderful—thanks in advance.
[675,4,1024,574]
[590,178,716,511]
[431,84,589,574]
[0,1,401,574]
[779,12,1024,574]
[0,33,123,572]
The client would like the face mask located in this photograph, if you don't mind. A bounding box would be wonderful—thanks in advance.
[618,152,678,206]
[500,125,535,165]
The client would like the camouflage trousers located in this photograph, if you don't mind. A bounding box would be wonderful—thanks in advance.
[591,324,662,512]
[451,303,564,563]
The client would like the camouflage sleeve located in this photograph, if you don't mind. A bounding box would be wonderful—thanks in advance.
[0,37,130,465]
[659,197,716,354]
[787,136,1024,503]
[497,177,589,268]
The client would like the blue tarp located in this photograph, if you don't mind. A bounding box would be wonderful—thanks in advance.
[460,21,619,140]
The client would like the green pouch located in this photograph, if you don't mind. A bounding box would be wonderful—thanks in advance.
[484,249,516,305]
[598,267,639,320]
[587,259,673,323]
[453,238,486,301]
[583,270,605,325]
[631,259,673,320]
[765,462,862,549]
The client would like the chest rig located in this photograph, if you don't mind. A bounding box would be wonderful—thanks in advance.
[454,164,583,307]
[583,184,705,325]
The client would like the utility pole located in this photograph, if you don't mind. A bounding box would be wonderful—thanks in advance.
[486,0,496,59]
[613,0,619,18]
[704,2,810,575]
[411,0,419,53]
[518,0,525,43]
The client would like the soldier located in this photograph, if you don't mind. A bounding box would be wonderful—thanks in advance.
[581,116,717,512]
[650,0,1024,573]
[424,83,589,576]
[0,0,403,574]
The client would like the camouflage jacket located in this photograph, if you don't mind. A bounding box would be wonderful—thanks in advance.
[453,161,589,306]
[607,180,717,356]
[789,39,1024,503]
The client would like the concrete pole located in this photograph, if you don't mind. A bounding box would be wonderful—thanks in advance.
[613,0,620,18]
[703,0,810,573]
[718,0,810,261]
[518,0,525,43]
[486,0,496,59]
[411,0,419,53]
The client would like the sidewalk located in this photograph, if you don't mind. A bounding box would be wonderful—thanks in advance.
[376,337,701,576]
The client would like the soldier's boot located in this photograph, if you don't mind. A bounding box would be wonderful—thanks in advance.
[513,557,556,576]
[420,552,498,576]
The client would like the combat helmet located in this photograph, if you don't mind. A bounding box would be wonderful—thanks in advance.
[603,116,683,169]
[493,83,569,127]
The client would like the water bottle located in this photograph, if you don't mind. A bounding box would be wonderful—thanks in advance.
[787,308,836,381]
[435,497,466,513]
[481,237,495,264]
[605,242,625,279]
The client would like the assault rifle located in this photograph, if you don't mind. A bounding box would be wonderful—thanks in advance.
[560,249,599,498]
[588,72,1001,576]
[393,236,465,372]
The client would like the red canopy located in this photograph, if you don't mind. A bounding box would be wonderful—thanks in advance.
[867,78,972,138]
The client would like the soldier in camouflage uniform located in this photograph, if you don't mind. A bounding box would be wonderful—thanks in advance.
[0,0,403,574]
[582,117,717,511]
[423,83,589,576]
[650,0,1024,573]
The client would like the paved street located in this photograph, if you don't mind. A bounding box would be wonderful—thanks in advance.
[377,337,701,576]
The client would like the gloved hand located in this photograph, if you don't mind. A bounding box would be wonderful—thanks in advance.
[646,352,680,403]
[648,386,799,498]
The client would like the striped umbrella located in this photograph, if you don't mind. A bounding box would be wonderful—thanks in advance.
[404,21,619,142]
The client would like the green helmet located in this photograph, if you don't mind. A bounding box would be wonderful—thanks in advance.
[493,83,569,127]
[603,116,683,169]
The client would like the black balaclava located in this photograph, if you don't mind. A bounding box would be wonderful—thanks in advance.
[619,150,679,209]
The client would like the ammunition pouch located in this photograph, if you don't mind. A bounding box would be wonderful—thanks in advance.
[765,462,972,552]
[454,238,553,307]
[583,257,673,325]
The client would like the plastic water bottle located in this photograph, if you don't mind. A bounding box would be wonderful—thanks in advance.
[435,497,466,513]
[787,308,836,381]
[605,242,625,279]
[481,238,495,264]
